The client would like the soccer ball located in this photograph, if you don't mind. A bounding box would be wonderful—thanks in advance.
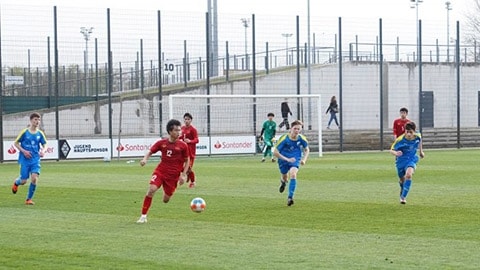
[190,197,206,213]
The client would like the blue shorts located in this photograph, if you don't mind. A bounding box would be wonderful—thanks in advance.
[395,158,417,178]
[20,162,41,180]
[278,159,299,174]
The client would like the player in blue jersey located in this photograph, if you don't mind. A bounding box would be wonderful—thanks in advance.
[274,120,310,206]
[11,112,48,205]
[390,121,424,204]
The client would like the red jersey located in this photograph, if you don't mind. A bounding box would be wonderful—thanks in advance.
[150,138,189,176]
[393,118,410,138]
[181,125,199,158]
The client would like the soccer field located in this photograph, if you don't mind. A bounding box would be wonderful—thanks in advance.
[1,149,479,269]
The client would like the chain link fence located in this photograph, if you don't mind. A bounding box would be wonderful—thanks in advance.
[1,4,479,161]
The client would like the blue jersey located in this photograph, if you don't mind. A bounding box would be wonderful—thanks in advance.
[276,133,308,162]
[15,128,47,165]
[390,132,421,166]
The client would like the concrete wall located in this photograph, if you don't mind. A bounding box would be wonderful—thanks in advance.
[3,62,480,138]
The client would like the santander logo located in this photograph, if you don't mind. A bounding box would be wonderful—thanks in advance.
[116,143,152,152]
[7,145,17,154]
[214,141,222,149]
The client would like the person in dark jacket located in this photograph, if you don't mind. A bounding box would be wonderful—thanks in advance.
[326,96,340,129]
[278,100,292,130]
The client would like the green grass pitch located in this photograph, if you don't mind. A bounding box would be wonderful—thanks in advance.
[1,149,479,269]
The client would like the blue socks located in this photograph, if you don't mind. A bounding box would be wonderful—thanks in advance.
[27,183,37,200]
[288,179,297,198]
[14,177,37,200]
[401,179,412,199]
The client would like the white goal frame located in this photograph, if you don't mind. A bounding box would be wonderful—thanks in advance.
[169,94,322,157]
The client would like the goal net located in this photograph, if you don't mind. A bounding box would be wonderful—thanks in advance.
[114,96,164,160]
[168,94,322,156]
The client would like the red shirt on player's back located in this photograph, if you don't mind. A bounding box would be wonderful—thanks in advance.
[150,138,189,176]
[393,118,410,138]
[181,125,199,158]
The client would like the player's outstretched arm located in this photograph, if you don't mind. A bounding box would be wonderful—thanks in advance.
[39,144,47,157]
[15,141,32,158]
[179,157,190,185]
[390,149,402,157]
[301,147,310,165]
[140,151,153,166]
[419,142,425,158]
[274,148,295,163]
[259,127,265,138]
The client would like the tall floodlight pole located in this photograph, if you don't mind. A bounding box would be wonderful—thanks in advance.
[307,0,312,130]
[240,18,250,70]
[410,0,422,62]
[282,33,293,65]
[445,1,452,62]
[80,26,94,96]
[207,0,218,76]
[410,0,423,131]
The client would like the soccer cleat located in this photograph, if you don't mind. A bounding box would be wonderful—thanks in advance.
[400,197,407,204]
[189,181,196,188]
[25,199,35,205]
[12,183,18,194]
[279,180,286,193]
[136,216,147,224]
[287,198,294,206]
[261,158,265,163]
[271,158,276,162]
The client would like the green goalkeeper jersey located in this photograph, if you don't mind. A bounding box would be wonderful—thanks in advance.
[262,120,276,141]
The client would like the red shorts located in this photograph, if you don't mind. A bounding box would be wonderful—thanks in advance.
[149,171,180,197]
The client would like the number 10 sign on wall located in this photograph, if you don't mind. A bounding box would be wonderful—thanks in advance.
[163,62,175,75]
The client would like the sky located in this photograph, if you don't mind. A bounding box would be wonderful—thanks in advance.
[4,0,471,22]
[1,0,475,66]
[4,0,472,45]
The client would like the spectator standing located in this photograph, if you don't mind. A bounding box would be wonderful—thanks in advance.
[325,96,339,129]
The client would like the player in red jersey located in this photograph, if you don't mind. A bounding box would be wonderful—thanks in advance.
[136,119,190,224]
[393,107,410,139]
[181,113,199,188]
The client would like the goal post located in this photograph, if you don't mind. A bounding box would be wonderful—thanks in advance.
[168,94,322,157]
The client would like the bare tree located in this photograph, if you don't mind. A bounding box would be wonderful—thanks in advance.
[464,0,480,61]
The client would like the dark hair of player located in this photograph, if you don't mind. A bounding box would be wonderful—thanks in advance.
[166,119,182,134]
[291,120,303,128]
[30,112,41,119]
[405,121,416,131]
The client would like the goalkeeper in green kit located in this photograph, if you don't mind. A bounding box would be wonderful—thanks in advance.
[259,112,277,162]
